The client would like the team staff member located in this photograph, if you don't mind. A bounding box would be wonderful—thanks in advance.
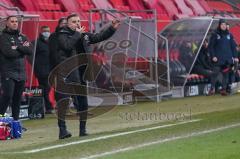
[0,15,32,120]
[209,19,239,95]
[33,26,53,114]
[50,13,120,139]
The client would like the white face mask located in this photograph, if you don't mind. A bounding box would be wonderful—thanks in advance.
[42,32,50,40]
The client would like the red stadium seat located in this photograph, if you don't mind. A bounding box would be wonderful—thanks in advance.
[173,0,194,16]
[0,0,14,7]
[17,0,37,11]
[91,0,115,20]
[158,0,188,19]
[74,0,100,21]
[143,0,169,20]
[184,0,206,15]
[108,0,130,11]
[127,57,149,71]
[91,0,113,9]
[108,0,136,18]
[207,1,233,12]
[34,0,62,11]
[109,0,125,7]
[158,0,179,17]
[56,0,80,14]
[41,11,54,19]
[158,49,167,61]
[77,0,95,11]
[157,18,171,32]
[124,0,150,18]
[198,0,213,12]
[230,26,240,44]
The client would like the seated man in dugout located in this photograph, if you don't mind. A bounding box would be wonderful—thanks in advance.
[192,39,221,95]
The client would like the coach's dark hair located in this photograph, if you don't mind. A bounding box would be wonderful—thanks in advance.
[67,13,79,21]
[58,17,67,25]
[6,15,18,21]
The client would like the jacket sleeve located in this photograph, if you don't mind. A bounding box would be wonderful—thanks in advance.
[0,34,22,58]
[49,33,62,69]
[230,35,237,58]
[208,33,217,58]
[199,50,212,69]
[87,25,116,44]
[58,32,81,52]
[17,36,33,56]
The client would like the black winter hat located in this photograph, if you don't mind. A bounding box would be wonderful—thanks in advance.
[219,19,226,26]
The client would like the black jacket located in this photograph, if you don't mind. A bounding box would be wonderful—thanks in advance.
[50,25,116,83]
[209,29,237,66]
[179,44,194,71]
[49,26,63,70]
[0,28,32,81]
[33,35,50,78]
[194,47,214,70]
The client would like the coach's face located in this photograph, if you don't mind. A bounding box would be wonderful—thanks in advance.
[68,16,81,31]
[220,23,227,31]
[7,17,18,30]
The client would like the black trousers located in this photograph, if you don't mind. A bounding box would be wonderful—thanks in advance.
[221,71,230,90]
[55,92,70,129]
[0,77,25,120]
[74,95,88,121]
[55,92,88,131]
[37,77,52,111]
[54,69,88,131]
[218,65,232,90]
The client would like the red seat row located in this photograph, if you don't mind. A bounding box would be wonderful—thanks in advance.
[207,1,233,12]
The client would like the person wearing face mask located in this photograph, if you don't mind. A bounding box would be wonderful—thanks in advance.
[0,15,32,120]
[33,26,53,114]
[209,19,239,95]
[51,13,120,139]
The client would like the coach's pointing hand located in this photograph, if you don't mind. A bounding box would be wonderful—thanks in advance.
[112,19,121,29]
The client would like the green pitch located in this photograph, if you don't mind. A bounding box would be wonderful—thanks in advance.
[0,94,240,159]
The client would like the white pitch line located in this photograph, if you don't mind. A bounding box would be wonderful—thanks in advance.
[80,122,240,159]
[21,119,201,153]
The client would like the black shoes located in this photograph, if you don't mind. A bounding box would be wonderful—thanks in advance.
[79,130,88,137]
[79,121,88,137]
[59,128,72,139]
[59,129,87,139]
[58,120,88,139]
